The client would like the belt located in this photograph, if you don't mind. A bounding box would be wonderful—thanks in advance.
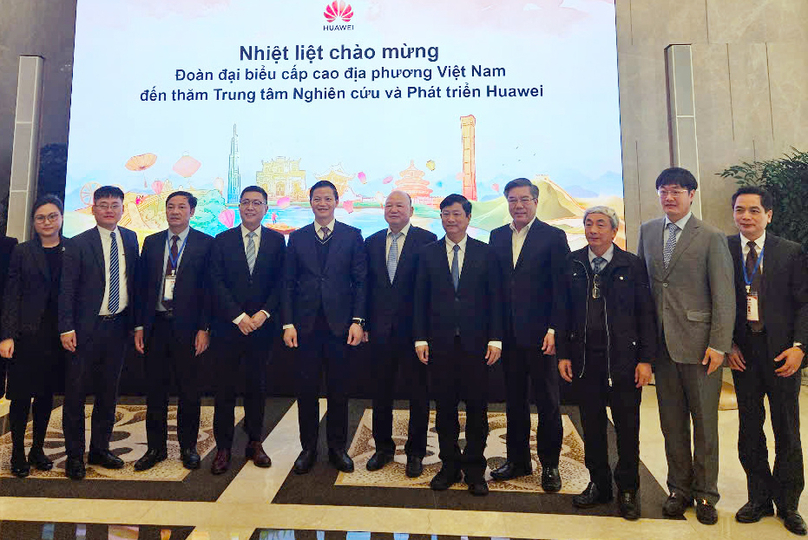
[747,324,766,334]
[99,310,125,321]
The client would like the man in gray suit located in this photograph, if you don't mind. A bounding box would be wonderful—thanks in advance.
[637,167,735,525]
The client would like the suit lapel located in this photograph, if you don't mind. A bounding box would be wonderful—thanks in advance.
[323,222,345,275]
[392,228,416,286]
[514,221,539,272]
[377,231,392,286]
[438,237,455,291]
[89,228,106,277]
[457,237,476,292]
[300,225,320,275]
[663,217,700,278]
[761,233,776,299]
[31,240,50,281]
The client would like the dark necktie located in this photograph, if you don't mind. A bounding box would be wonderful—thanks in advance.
[451,244,460,291]
[746,240,764,331]
[321,226,331,241]
[663,222,678,267]
[108,231,120,314]
[593,256,605,274]
[162,235,180,309]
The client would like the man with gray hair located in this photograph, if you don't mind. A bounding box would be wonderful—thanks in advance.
[557,206,657,520]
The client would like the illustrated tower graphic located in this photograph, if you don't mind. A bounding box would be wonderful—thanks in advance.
[460,115,477,201]
[227,124,242,206]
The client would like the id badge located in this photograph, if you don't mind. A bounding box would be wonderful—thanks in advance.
[746,292,759,322]
[163,275,176,301]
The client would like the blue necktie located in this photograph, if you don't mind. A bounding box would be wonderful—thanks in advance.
[663,222,679,268]
[387,232,401,283]
[451,244,460,291]
[246,231,257,274]
[108,231,120,314]
[593,256,605,274]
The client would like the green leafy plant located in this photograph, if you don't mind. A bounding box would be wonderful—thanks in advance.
[719,148,808,248]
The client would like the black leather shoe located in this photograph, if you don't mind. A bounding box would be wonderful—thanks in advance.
[618,491,640,520]
[134,448,168,471]
[573,482,613,508]
[10,454,29,478]
[735,500,774,523]
[328,449,354,473]
[210,449,231,475]
[695,499,718,525]
[467,478,489,496]
[662,491,693,517]
[87,449,124,469]
[245,441,272,468]
[781,510,808,536]
[181,448,201,470]
[405,455,424,478]
[366,451,393,471]
[293,450,317,475]
[27,448,53,471]
[65,457,86,480]
[541,466,562,492]
[430,466,463,490]
[490,461,532,481]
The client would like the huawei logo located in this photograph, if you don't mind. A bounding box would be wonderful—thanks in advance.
[324,1,353,22]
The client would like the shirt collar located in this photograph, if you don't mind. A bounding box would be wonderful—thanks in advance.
[740,230,766,250]
[388,222,411,238]
[445,235,468,252]
[96,225,119,237]
[240,223,262,238]
[509,216,536,234]
[664,211,692,230]
[588,243,615,266]
[315,219,336,234]
[167,227,190,241]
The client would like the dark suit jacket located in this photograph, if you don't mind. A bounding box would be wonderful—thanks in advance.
[490,219,570,348]
[58,226,139,344]
[365,225,437,344]
[135,228,214,343]
[209,225,286,338]
[413,236,503,355]
[282,221,367,337]
[1,237,62,340]
[729,232,808,360]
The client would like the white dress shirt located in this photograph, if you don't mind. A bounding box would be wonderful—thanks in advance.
[663,211,693,245]
[317,219,336,240]
[157,226,190,312]
[98,225,128,316]
[588,243,615,271]
[386,222,411,261]
[740,231,766,274]
[233,224,270,325]
[510,216,536,268]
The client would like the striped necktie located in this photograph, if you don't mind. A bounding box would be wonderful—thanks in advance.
[246,231,257,274]
[108,231,120,314]
[387,232,401,283]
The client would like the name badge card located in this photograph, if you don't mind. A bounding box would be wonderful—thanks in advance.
[747,292,760,322]
[163,274,176,301]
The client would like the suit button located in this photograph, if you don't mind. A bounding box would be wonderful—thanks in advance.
[663,282,668,288]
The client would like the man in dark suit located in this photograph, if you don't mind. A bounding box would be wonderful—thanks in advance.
[282,180,367,475]
[637,168,735,524]
[208,185,285,474]
[489,177,570,491]
[133,191,214,471]
[363,190,436,477]
[59,185,139,480]
[0,234,18,398]
[414,193,503,496]
[726,186,808,535]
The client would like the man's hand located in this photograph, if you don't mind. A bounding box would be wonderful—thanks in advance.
[774,346,805,378]
[558,359,573,382]
[250,311,268,330]
[347,323,363,346]
[416,343,429,364]
[485,345,501,366]
[727,342,746,371]
[701,348,724,375]
[542,331,556,356]
[134,329,145,354]
[61,331,77,352]
[283,326,298,348]
[237,316,257,336]
[635,362,652,388]
[194,330,210,356]
[0,338,14,359]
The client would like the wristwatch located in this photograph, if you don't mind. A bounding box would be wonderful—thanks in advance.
[796,342,806,354]
[352,317,365,329]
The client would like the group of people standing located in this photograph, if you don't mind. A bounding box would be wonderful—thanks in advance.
[0,168,804,534]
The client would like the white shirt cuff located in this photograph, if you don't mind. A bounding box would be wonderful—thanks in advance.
[546,328,555,335]
[414,340,428,348]
[60,330,75,337]
[283,324,295,330]
[488,341,502,350]
[233,312,247,325]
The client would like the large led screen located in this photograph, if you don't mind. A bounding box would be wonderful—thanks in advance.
[64,0,624,248]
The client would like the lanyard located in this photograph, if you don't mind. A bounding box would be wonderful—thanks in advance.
[742,245,764,291]
[167,233,189,272]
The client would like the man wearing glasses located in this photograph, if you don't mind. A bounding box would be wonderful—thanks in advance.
[282,180,367,474]
[208,186,286,474]
[637,167,735,524]
[489,178,570,492]
[59,186,139,479]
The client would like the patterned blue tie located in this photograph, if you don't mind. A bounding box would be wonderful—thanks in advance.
[663,222,679,268]
[451,244,460,291]
[246,231,257,274]
[387,232,401,283]
[108,231,120,314]
[593,256,605,274]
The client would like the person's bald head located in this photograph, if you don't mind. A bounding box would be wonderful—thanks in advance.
[385,190,413,232]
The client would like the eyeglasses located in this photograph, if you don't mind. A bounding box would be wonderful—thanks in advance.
[440,211,466,218]
[240,200,266,208]
[507,197,537,205]
[34,212,61,224]
[657,189,689,198]
[591,274,602,299]
[95,203,122,211]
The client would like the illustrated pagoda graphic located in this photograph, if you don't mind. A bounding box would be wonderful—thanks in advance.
[315,163,354,198]
[396,160,433,206]
[226,124,242,206]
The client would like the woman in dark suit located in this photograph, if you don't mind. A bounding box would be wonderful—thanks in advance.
[0,194,66,477]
